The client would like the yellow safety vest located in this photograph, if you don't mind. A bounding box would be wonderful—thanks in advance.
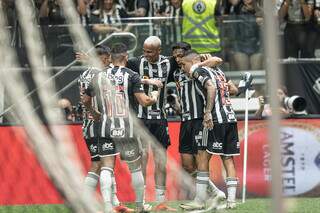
[182,0,221,53]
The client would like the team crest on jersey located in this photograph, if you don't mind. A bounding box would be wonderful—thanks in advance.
[193,0,206,14]
[192,70,199,79]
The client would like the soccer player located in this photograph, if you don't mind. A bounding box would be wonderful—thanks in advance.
[78,45,133,212]
[180,50,240,210]
[127,36,177,210]
[82,43,159,212]
[171,42,227,203]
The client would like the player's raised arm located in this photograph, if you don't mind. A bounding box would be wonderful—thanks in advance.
[197,55,223,68]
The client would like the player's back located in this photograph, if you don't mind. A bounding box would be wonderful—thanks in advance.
[103,66,140,138]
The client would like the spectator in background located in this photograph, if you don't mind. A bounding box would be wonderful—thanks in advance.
[162,0,184,54]
[182,0,222,56]
[91,0,129,37]
[119,0,150,55]
[232,0,264,71]
[123,0,149,18]
[39,0,88,65]
[2,0,17,27]
[278,0,314,58]
[308,0,320,57]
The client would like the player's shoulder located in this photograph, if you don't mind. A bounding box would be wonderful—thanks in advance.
[159,55,170,63]
[193,66,211,77]
[129,56,142,64]
[121,66,138,77]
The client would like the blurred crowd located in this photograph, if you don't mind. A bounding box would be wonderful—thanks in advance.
[1,0,320,69]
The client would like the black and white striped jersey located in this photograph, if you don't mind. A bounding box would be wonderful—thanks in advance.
[128,55,176,120]
[193,67,237,124]
[86,66,144,138]
[78,67,102,139]
[173,69,204,121]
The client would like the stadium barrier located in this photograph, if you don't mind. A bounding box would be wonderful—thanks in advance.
[0,118,320,205]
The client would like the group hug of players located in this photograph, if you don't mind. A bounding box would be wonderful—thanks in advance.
[78,35,240,213]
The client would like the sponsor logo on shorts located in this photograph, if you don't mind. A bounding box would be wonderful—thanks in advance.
[102,142,114,151]
[90,144,97,153]
[212,142,223,150]
[237,142,240,149]
[125,149,136,158]
[195,131,203,140]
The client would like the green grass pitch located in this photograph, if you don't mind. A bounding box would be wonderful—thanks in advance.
[1,198,320,213]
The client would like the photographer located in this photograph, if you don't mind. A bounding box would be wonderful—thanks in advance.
[165,88,181,117]
[255,86,307,118]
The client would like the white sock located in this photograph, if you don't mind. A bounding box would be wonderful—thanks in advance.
[131,168,145,207]
[195,171,209,202]
[226,177,238,202]
[100,167,113,211]
[84,172,99,193]
[155,185,166,202]
[111,172,120,207]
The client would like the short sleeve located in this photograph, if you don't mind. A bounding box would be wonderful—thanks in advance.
[193,68,211,87]
[127,57,140,73]
[131,72,144,93]
[85,75,97,97]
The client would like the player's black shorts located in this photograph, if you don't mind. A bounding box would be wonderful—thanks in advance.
[98,137,141,162]
[141,119,171,149]
[204,122,240,156]
[179,119,205,154]
[85,138,100,161]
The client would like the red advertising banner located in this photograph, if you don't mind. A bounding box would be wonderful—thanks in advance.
[0,119,320,205]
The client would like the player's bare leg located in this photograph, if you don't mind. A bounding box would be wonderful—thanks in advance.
[140,141,149,190]
[152,145,167,202]
[221,156,238,209]
[180,153,196,199]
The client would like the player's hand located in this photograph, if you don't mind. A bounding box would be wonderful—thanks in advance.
[75,51,89,63]
[150,90,159,102]
[200,54,212,61]
[203,112,213,130]
[148,79,163,88]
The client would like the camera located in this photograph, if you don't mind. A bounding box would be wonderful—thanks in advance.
[166,88,177,106]
[283,96,307,112]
